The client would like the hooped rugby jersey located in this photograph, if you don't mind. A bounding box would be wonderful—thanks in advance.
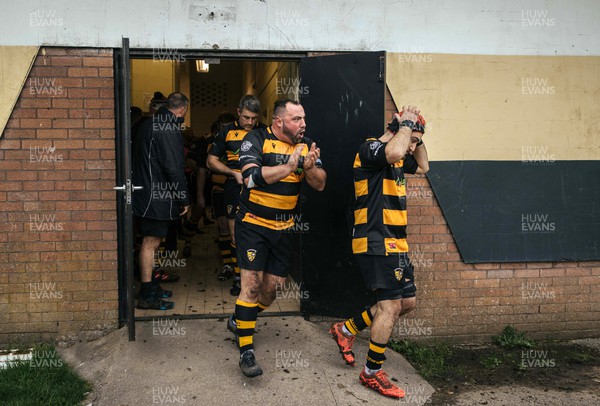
[352,138,418,255]
[208,121,267,173]
[237,126,317,230]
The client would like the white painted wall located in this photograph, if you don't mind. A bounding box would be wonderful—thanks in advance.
[3,0,600,55]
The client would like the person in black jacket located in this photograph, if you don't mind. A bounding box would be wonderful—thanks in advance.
[133,92,190,310]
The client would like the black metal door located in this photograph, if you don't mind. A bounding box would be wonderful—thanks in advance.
[114,38,138,341]
[299,52,386,318]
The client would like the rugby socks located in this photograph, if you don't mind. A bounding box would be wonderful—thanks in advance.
[231,241,240,279]
[343,308,374,336]
[230,301,268,325]
[257,301,268,313]
[235,299,258,354]
[218,235,233,266]
[365,340,387,373]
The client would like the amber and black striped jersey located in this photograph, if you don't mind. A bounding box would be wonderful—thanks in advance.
[208,121,267,173]
[352,138,418,255]
[237,126,317,231]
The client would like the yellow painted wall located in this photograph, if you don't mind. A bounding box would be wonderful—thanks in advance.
[386,53,600,161]
[0,46,38,138]
[130,59,174,114]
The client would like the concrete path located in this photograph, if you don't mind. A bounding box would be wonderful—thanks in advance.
[60,316,434,405]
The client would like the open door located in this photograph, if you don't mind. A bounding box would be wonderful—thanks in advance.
[299,52,386,318]
[114,38,138,340]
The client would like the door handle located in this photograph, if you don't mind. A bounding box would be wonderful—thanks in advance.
[113,179,143,204]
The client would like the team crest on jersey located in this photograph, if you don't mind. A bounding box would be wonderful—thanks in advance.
[247,249,257,262]
[227,205,233,214]
[241,140,252,152]
[234,131,239,137]
[394,268,403,281]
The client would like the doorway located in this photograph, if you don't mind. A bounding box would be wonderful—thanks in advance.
[128,55,304,320]
[115,45,386,339]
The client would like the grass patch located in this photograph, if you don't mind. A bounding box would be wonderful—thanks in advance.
[388,339,456,379]
[0,344,91,406]
[492,325,535,349]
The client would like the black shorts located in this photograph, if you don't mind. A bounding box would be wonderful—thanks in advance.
[223,178,242,219]
[356,254,417,298]
[135,216,171,238]
[235,218,294,277]
[211,189,225,218]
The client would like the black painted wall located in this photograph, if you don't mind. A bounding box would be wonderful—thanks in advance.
[427,161,600,262]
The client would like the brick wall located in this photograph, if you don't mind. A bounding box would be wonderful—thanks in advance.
[385,86,600,343]
[0,47,118,345]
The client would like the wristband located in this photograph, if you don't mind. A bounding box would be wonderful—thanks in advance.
[416,140,424,147]
[399,119,415,130]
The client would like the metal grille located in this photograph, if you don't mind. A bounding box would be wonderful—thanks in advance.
[191,82,228,107]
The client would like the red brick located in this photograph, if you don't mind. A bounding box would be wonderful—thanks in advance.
[579,276,599,285]
[6,171,37,181]
[82,57,113,67]
[84,99,114,109]
[38,171,69,181]
[23,181,54,191]
[52,98,83,108]
[58,160,85,170]
[99,88,114,98]
[68,67,98,77]
[36,129,68,139]
[69,150,100,160]
[527,262,553,269]
[83,78,112,88]
[38,191,69,200]
[20,118,52,129]
[98,68,113,77]
[84,180,113,190]
[17,99,51,108]
[50,56,83,66]
[55,202,87,212]
[69,88,99,98]
[69,109,100,119]
[11,109,37,119]
[3,150,30,160]
[85,160,115,170]
[2,129,37,139]
[68,129,99,139]
[86,201,115,210]
[100,129,115,138]
[37,108,69,119]
[474,263,500,270]
[69,170,104,180]
[52,118,83,129]
[0,140,21,149]
[29,66,68,77]
[66,49,100,56]
[421,225,448,234]
[100,109,115,119]
[473,278,500,288]
[566,267,591,276]
[84,139,114,149]
[514,269,540,278]
[5,118,20,128]
[487,270,514,279]
[54,181,86,190]
[40,48,67,55]
[7,191,38,201]
[70,190,102,200]
[84,119,114,129]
